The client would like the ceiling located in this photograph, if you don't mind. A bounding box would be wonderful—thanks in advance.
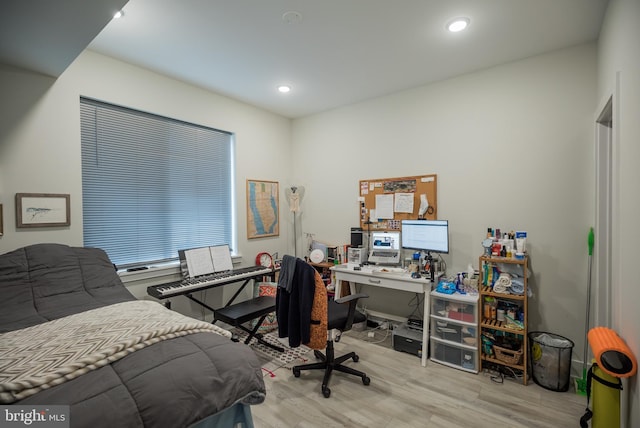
[2,1,609,119]
[1,0,128,76]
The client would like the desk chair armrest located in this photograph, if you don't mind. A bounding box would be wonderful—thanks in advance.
[334,293,368,304]
[334,293,368,331]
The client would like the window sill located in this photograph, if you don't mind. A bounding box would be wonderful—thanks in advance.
[118,255,244,285]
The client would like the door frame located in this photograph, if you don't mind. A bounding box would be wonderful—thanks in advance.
[593,95,613,330]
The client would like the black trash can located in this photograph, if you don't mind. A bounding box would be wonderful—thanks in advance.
[529,331,574,392]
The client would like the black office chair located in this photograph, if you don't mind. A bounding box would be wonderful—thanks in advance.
[292,291,371,398]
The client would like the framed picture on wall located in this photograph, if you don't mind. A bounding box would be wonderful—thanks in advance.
[15,193,70,228]
[246,180,279,239]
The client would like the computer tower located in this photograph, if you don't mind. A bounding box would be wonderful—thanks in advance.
[350,227,363,247]
[350,227,368,249]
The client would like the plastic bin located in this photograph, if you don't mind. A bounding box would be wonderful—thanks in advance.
[529,331,574,392]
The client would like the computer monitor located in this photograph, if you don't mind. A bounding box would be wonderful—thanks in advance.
[401,219,449,254]
[370,231,401,251]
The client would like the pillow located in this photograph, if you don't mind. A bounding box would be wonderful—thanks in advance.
[252,282,278,333]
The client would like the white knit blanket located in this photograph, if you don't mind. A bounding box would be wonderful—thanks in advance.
[0,300,231,404]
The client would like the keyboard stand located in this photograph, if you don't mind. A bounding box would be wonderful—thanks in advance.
[173,270,283,353]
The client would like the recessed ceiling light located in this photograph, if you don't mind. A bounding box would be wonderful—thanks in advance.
[114,10,125,19]
[278,85,291,93]
[282,11,303,25]
[447,17,469,32]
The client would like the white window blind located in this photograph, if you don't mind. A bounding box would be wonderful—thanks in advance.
[80,97,235,268]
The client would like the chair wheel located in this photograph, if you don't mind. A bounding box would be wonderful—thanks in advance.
[352,354,359,363]
[362,376,371,386]
[293,367,301,377]
[322,386,331,398]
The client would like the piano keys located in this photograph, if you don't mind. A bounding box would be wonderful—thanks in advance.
[147,265,274,299]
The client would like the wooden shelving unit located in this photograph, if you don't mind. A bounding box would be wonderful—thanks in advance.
[478,255,529,384]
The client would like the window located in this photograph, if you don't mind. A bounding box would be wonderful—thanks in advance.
[80,98,235,268]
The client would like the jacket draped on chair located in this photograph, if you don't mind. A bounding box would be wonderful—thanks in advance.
[276,257,327,350]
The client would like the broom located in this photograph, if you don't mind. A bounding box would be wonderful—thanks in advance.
[575,227,594,395]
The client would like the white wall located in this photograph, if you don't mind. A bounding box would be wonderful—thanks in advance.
[0,50,292,317]
[597,0,640,424]
[291,44,597,372]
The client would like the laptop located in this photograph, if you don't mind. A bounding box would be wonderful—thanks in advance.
[368,231,401,265]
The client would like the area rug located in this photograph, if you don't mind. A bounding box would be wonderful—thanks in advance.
[232,329,313,377]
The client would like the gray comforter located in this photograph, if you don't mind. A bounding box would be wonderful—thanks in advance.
[0,243,266,427]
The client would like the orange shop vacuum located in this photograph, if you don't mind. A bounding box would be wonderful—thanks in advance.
[580,326,637,428]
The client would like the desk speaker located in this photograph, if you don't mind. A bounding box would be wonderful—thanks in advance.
[351,227,364,247]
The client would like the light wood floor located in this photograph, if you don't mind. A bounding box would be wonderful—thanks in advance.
[251,329,585,428]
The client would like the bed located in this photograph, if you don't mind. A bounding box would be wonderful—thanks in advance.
[0,243,266,427]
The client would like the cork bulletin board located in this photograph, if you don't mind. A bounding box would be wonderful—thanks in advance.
[359,174,437,231]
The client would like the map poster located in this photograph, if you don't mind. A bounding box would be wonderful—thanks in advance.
[246,179,279,239]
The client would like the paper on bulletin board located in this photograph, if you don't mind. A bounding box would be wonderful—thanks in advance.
[375,194,394,219]
[394,193,414,213]
[361,182,369,195]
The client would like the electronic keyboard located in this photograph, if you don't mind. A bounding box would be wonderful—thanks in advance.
[147,265,273,299]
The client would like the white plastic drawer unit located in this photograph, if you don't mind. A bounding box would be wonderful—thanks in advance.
[430,318,477,347]
[430,291,478,324]
[429,290,479,373]
[430,339,478,373]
